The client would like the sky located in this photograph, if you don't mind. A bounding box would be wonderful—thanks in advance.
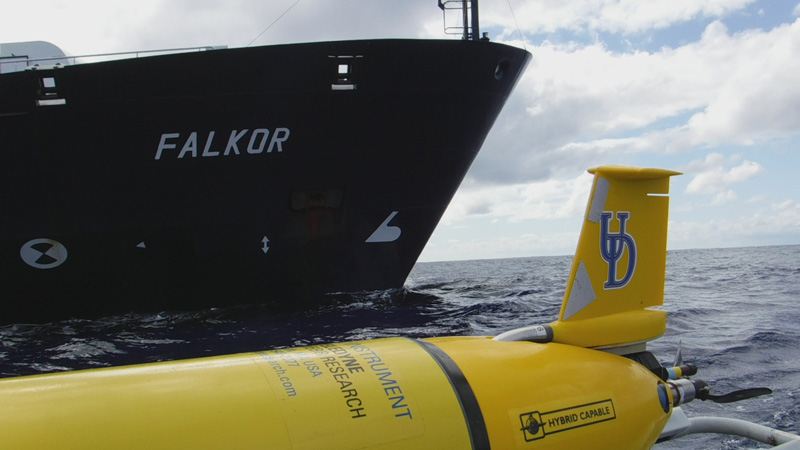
[3,0,799,262]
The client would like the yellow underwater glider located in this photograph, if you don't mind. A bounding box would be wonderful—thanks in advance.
[0,166,797,449]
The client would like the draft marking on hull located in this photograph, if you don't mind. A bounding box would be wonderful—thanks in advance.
[20,238,68,269]
[366,211,402,243]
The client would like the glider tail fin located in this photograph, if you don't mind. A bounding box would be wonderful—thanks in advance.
[549,166,681,350]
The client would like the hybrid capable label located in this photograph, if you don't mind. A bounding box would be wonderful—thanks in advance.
[519,399,616,442]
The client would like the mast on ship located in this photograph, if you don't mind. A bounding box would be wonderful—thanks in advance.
[439,0,484,41]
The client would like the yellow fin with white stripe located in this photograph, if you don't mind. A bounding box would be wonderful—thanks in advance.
[549,166,681,349]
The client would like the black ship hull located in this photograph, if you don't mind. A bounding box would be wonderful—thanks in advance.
[0,39,530,323]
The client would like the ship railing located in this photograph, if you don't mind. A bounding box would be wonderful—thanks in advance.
[0,45,227,73]
[438,0,480,41]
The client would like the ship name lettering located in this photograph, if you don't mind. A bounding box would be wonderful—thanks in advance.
[154,128,291,160]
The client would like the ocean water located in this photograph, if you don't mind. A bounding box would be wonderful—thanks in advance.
[1,244,799,449]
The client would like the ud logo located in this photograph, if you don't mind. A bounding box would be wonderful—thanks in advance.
[599,211,636,289]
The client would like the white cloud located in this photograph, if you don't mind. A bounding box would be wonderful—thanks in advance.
[440,171,593,225]
[669,199,800,248]
[746,194,768,204]
[3,2,435,54]
[681,21,800,147]
[472,17,800,185]
[2,1,164,54]
[683,153,764,205]
[711,189,738,205]
[482,0,757,36]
